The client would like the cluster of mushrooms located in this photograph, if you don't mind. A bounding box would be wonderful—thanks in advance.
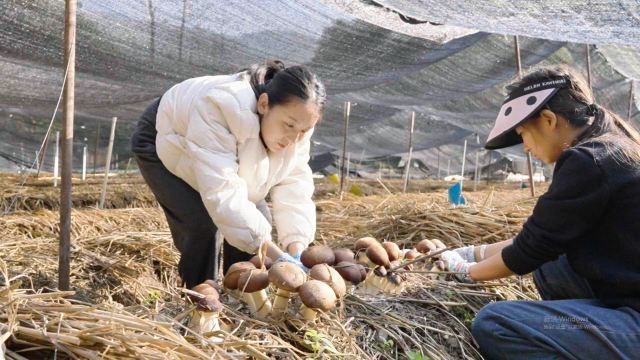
[186,238,447,335]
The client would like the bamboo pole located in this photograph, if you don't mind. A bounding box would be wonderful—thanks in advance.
[473,150,480,192]
[339,102,350,200]
[99,117,117,209]
[403,112,415,193]
[54,131,60,187]
[59,0,77,291]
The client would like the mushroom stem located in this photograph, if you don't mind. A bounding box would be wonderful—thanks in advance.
[271,289,291,317]
[251,290,272,319]
[189,311,221,341]
[243,293,257,313]
[357,253,374,268]
[299,305,318,321]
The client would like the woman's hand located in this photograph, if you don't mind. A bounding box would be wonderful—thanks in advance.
[438,250,476,283]
[287,242,305,256]
[276,253,308,271]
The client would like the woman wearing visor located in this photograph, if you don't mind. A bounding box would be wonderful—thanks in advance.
[436,65,640,359]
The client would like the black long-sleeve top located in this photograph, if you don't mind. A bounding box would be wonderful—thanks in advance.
[502,141,640,312]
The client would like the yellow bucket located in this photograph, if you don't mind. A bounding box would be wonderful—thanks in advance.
[328,174,340,183]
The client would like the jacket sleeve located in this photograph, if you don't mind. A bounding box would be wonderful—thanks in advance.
[270,138,316,251]
[501,148,610,275]
[184,91,272,254]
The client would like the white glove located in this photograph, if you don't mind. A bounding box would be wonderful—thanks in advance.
[439,251,476,283]
[452,244,487,263]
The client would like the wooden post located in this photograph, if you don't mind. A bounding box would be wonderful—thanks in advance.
[447,159,450,178]
[485,151,492,185]
[82,145,87,180]
[629,80,635,121]
[59,0,77,291]
[527,154,536,196]
[125,158,132,173]
[586,44,592,91]
[100,117,117,209]
[93,123,100,175]
[339,102,350,199]
[54,131,60,187]
[402,111,415,193]
[35,151,40,172]
[514,36,522,76]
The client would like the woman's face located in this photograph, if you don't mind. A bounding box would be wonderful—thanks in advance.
[515,110,566,164]
[257,94,320,152]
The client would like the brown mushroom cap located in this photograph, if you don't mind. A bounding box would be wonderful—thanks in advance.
[333,249,356,264]
[374,266,387,277]
[385,260,402,270]
[300,245,336,268]
[404,249,420,261]
[382,242,401,261]
[416,239,436,254]
[268,262,307,292]
[250,255,273,270]
[298,280,337,312]
[224,262,256,290]
[387,274,403,286]
[238,269,270,293]
[204,280,222,293]
[366,244,390,266]
[431,239,446,249]
[189,283,219,303]
[355,263,368,280]
[334,261,363,285]
[198,295,223,313]
[353,237,378,251]
[309,264,346,298]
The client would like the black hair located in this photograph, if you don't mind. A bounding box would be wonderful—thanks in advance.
[242,60,326,114]
[507,65,640,166]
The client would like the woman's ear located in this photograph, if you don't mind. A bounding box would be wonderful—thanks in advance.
[257,93,269,115]
[539,109,558,131]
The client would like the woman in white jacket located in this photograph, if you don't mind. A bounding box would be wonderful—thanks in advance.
[131,61,325,289]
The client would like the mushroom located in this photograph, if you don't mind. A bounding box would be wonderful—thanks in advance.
[384,274,404,294]
[250,255,273,270]
[298,280,337,321]
[309,264,346,298]
[361,244,391,294]
[224,261,257,310]
[354,237,379,265]
[334,261,364,291]
[268,262,307,317]
[416,239,436,255]
[431,239,446,250]
[416,240,437,267]
[188,284,223,338]
[204,280,222,293]
[356,261,369,279]
[403,249,420,261]
[333,249,356,264]
[300,245,336,268]
[189,283,220,303]
[238,269,272,319]
[382,242,401,262]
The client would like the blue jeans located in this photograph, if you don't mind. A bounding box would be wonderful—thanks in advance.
[472,256,640,359]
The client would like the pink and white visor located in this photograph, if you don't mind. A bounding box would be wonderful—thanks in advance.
[485,78,570,150]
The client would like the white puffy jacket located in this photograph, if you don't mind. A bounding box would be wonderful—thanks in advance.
[155,73,316,254]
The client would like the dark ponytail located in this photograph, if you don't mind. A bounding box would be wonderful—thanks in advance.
[507,65,640,166]
[242,60,326,114]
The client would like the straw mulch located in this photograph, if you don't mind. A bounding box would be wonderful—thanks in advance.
[1,174,157,213]
[0,189,541,359]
